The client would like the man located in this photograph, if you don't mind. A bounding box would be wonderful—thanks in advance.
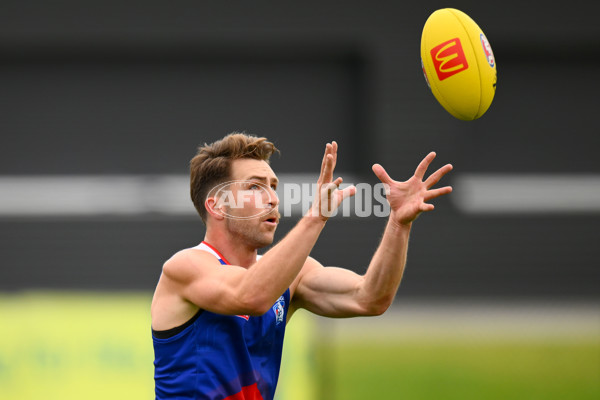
[151,132,453,400]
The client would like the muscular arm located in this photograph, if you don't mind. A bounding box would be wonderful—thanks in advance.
[290,152,452,319]
[152,142,355,329]
[290,221,409,318]
[162,216,326,317]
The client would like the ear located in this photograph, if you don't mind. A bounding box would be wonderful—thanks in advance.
[205,196,225,221]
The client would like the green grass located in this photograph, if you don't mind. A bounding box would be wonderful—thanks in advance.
[0,292,155,400]
[1,292,598,400]
[322,340,600,400]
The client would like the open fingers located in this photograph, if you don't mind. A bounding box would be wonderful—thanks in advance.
[414,152,437,180]
[329,177,357,202]
[319,143,332,177]
[331,141,338,165]
[372,163,394,185]
[323,177,343,194]
[339,184,356,201]
[424,186,453,202]
[425,163,453,188]
[318,142,338,184]
[327,141,338,182]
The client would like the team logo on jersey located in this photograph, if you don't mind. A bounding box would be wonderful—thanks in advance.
[272,296,285,325]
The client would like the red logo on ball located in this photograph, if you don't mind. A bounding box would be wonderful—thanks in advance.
[430,37,469,81]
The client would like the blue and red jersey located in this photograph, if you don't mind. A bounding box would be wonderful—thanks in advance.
[153,242,289,400]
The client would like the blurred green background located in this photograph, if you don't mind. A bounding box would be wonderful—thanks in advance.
[1,292,597,400]
[322,332,600,400]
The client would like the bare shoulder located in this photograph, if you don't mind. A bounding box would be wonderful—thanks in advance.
[162,247,222,283]
[152,248,222,330]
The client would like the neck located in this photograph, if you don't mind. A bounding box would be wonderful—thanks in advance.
[203,229,258,268]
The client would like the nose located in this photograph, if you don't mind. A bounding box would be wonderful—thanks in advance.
[266,186,279,208]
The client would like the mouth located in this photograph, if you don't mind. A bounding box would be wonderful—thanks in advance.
[262,212,280,226]
[263,217,278,225]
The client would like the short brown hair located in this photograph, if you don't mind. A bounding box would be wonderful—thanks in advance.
[190,132,279,223]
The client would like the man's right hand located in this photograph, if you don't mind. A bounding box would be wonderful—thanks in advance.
[309,141,356,220]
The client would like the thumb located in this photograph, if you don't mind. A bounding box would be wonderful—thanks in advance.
[339,184,357,201]
[372,164,393,184]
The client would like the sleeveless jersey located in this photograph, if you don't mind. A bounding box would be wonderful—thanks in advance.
[152,242,289,400]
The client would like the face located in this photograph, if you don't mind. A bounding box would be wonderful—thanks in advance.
[217,158,280,249]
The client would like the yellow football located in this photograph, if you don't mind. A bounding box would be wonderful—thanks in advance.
[421,8,497,120]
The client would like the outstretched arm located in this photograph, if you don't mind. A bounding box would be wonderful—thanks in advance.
[290,152,453,318]
[153,142,355,328]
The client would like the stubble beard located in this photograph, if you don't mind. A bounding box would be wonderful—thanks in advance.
[225,216,275,250]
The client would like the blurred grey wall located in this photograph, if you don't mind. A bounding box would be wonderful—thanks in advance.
[1,0,599,300]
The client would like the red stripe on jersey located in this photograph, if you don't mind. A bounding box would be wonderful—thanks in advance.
[202,241,231,265]
[223,383,264,400]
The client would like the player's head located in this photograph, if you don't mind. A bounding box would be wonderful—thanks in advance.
[190,132,279,225]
